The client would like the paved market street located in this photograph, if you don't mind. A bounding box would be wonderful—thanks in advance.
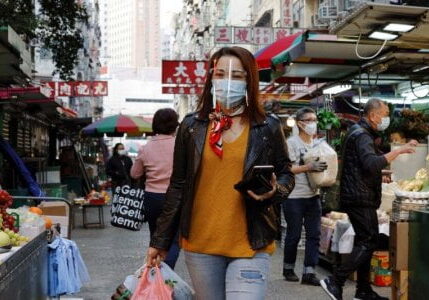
[70,206,390,300]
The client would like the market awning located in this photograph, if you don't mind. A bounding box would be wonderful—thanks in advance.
[353,50,429,83]
[258,31,393,83]
[0,86,77,119]
[270,32,393,81]
[255,32,303,69]
[0,86,52,101]
[330,3,429,49]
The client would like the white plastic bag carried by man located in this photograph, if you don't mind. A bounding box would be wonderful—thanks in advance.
[304,140,338,189]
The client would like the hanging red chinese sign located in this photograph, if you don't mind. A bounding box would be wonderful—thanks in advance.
[162,60,208,95]
[42,81,108,97]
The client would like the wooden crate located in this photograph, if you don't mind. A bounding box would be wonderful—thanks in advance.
[391,271,408,300]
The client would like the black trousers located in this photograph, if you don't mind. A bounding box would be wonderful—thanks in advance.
[145,191,180,269]
[333,206,379,290]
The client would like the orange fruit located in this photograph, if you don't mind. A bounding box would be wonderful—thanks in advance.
[29,207,43,215]
[44,217,53,229]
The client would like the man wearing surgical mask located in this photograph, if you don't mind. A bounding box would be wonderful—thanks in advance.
[283,107,326,286]
[321,99,417,300]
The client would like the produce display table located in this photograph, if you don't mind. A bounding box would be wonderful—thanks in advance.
[0,231,48,299]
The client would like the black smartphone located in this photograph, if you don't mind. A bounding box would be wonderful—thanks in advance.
[251,165,274,190]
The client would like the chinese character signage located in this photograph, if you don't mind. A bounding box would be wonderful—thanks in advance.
[162,60,208,85]
[214,27,299,45]
[44,81,108,97]
[162,60,208,94]
[273,28,292,41]
[281,0,293,27]
[253,27,273,45]
[234,27,252,44]
[162,86,204,95]
[214,27,233,43]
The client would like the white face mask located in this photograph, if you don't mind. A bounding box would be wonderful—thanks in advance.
[118,149,127,156]
[377,117,390,131]
[211,79,247,109]
[302,122,317,136]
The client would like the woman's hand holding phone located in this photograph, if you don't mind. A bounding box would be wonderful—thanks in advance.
[247,173,277,201]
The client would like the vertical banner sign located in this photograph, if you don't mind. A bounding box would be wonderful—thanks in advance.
[281,0,293,27]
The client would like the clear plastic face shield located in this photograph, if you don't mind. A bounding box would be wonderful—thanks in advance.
[211,58,248,110]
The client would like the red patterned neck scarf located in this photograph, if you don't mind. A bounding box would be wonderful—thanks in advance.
[208,104,244,158]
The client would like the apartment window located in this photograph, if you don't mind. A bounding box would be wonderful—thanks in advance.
[293,0,305,28]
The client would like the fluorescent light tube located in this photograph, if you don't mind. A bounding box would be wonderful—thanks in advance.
[323,84,352,95]
[383,23,415,32]
[413,65,429,73]
[369,31,398,41]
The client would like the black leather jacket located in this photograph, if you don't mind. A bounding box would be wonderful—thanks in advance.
[340,119,388,209]
[150,112,295,250]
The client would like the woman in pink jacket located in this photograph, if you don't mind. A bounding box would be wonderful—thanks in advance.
[130,108,180,268]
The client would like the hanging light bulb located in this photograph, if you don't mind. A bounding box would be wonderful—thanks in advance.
[286,116,296,128]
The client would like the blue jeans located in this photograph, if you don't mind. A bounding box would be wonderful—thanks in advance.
[282,196,321,274]
[185,251,270,300]
[145,191,180,269]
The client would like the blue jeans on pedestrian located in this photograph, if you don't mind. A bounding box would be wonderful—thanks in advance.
[185,251,270,300]
[282,196,321,274]
[145,191,180,269]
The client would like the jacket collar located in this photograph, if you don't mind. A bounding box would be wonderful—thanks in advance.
[359,118,379,138]
[192,112,269,176]
[193,111,268,128]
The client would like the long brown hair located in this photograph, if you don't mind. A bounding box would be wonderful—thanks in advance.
[197,47,265,124]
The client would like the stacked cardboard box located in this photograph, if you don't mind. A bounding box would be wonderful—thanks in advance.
[390,221,409,300]
[39,201,70,239]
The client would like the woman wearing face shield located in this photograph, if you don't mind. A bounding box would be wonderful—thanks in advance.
[145,47,295,299]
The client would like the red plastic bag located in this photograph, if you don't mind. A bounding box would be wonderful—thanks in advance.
[130,266,173,300]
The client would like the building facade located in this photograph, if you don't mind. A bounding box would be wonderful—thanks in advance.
[34,0,102,119]
[100,0,161,70]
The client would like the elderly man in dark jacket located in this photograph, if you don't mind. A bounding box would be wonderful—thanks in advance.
[321,99,417,300]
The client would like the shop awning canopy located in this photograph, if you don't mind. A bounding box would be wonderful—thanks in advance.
[354,50,429,83]
[258,31,392,83]
[0,86,51,101]
[0,86,78,120]
[255,32,303,69]
[330,3,429,49]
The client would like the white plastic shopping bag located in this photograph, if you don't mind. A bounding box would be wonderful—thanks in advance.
[304,140,338,188]
[124,263,194,300]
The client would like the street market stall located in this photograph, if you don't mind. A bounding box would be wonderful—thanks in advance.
[0,188,90,298]
[254,4,429,297]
